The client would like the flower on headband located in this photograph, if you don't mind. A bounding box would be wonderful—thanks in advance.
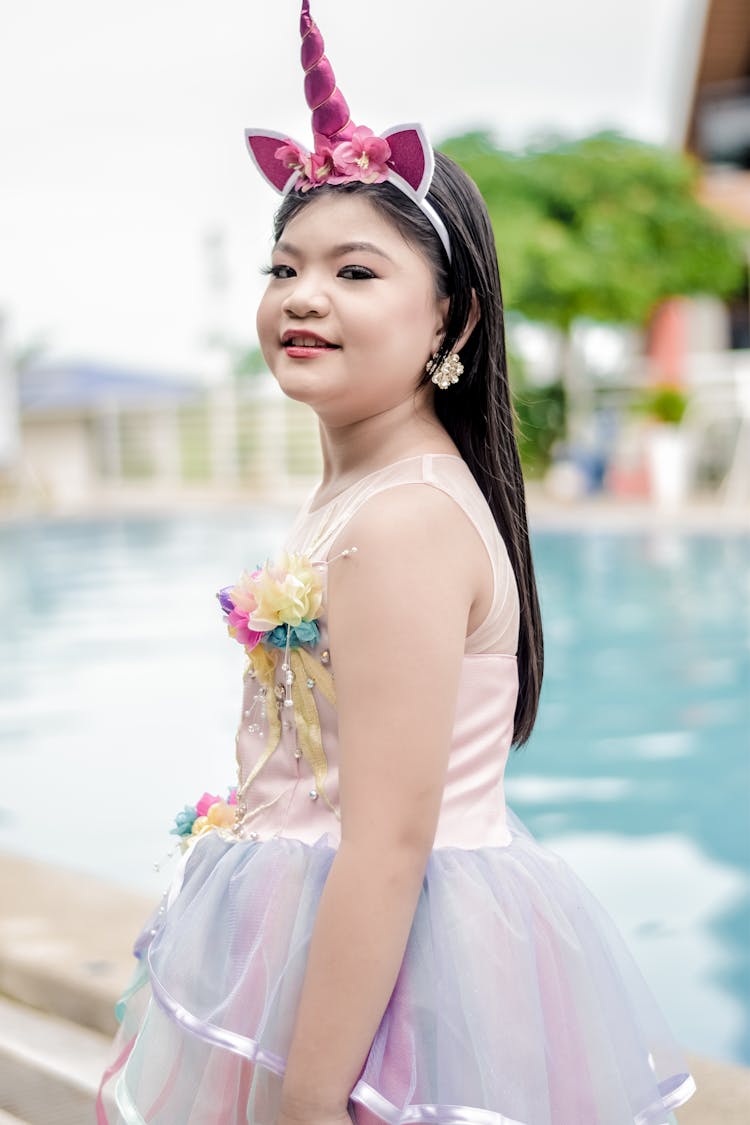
[303,134,340,190]
[277,128,392,190]
[333,126,392,185]
[275,139,308,177]
[276,136,339,192]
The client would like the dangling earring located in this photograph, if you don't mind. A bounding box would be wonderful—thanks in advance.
[428,351,464,390]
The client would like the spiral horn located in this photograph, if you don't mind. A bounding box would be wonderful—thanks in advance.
[300,1,355,143]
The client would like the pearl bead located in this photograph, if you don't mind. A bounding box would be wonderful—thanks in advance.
[308,790,318,800]
[250,832,259,841]
[294,750,302,760]
[320,650,330,665]
[283,699,294,709]
[306,677,315,689]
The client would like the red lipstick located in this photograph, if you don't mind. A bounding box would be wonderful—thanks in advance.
[281,329,340,358]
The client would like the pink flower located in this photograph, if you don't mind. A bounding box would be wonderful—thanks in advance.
[196,792,222,817]
[227,609,265,650]
[333,127,392,184]
[226,569,265,649]
[274,139,308,176]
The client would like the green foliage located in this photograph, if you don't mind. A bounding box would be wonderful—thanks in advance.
[630,383,690,425]
[508,353,567,477]
[440,130,746,330]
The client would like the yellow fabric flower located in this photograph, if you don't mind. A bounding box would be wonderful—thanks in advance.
[249,551,323,630]
[206,801,235,828]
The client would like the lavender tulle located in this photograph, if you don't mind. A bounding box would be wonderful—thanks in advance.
[98,810,693,1125]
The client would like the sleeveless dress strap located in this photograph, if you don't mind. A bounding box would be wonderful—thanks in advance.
[285,454,519,656]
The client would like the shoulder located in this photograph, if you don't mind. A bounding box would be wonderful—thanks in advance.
[324,480,485,647]
[328,478,479,571]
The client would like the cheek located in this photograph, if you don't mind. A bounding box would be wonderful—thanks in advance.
[256,290,277,355]
[376,291,441,355]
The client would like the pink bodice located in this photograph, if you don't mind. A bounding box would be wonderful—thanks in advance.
[231,454,520,850]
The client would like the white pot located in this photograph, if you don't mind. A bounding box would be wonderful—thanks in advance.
[644,424,693,506]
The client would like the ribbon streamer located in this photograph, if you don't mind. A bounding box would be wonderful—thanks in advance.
[290,648,338,815]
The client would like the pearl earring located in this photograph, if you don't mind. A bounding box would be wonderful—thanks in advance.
[428,351,464,390]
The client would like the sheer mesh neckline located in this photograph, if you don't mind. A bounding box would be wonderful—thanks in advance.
[306,452,466,515]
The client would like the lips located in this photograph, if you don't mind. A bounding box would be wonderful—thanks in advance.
[281,330,339,350]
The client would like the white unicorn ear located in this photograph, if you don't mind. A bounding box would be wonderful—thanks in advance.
[245,130,305,194]
[381,123,434,201]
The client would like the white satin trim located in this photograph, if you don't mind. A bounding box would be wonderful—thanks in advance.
[350,1082,527,1124]
[117,964,696,1125]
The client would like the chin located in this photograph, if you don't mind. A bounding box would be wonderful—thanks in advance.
[272,370,326,407]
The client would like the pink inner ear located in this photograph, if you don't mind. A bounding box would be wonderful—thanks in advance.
[385,129,428,196]
[246,133,297,193]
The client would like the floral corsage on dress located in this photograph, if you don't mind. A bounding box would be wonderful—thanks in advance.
[170,548,355,847]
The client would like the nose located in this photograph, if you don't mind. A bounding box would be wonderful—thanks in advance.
[282,277,330,319]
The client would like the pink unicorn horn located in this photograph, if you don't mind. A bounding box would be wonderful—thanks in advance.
[300,0,355,144]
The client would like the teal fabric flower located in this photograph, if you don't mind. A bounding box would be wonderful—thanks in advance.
[170,805,198,837]
[265,620,321,649]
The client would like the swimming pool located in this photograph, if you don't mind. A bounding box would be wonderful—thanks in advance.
[0,512,748,1066]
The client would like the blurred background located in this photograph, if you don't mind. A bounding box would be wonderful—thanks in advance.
[0,1,748,1121]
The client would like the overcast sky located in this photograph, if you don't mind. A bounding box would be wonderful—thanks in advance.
[0,0,707,375]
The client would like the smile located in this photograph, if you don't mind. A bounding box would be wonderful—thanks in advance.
[281,331,339,350]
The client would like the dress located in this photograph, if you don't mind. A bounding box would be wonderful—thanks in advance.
[97,453,696,1125]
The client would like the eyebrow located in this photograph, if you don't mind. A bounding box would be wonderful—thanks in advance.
[275,239,394,262]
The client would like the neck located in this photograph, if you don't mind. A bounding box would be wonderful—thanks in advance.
[315,390,458,488]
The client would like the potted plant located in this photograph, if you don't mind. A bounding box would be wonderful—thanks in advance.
[631,383,693,505]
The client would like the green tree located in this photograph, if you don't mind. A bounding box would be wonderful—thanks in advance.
[441,131,746,444]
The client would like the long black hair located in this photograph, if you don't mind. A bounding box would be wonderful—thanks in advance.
[272,152,544,748]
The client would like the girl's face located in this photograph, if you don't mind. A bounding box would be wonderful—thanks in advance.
[256,192,447,425]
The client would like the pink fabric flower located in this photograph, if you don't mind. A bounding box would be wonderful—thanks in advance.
[227,609,265,650]
[196,792,222,817]
[302,135,339,190]
[333,127,392,184]
[226,569,265,649]
[274,139,309,176]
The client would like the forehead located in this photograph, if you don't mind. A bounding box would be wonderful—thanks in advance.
[277,192,419,260]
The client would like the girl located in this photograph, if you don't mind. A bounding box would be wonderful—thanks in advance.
[98,4,695,1122]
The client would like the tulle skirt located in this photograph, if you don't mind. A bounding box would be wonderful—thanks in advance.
[97,812,695,1124]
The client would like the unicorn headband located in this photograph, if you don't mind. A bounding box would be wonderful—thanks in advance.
[245,0,452,262]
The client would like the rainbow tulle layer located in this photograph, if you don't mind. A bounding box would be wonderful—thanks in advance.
[97,813,695,1125]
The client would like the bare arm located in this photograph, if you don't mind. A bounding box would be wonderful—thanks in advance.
[278,485,479,1121]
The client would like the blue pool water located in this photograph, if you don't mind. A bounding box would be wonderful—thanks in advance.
[0,513,748,1066]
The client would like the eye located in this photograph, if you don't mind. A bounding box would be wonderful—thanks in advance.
[262,264,296,280]
[338,265,376,280]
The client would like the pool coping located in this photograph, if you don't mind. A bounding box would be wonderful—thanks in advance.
[0,482,748,534]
